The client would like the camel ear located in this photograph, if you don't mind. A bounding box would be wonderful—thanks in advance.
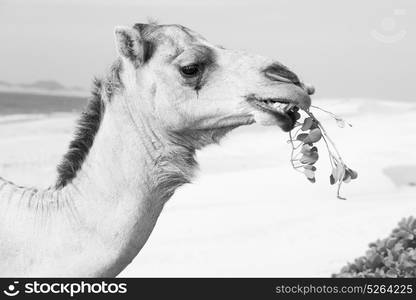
[114,26,143,66]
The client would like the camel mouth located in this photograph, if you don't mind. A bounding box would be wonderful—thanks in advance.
[246,96,301,131]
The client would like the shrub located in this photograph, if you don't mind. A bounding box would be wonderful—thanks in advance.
[335,217,416,278]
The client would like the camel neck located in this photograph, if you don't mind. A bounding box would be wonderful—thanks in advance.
[56,92,197,276]
[0,90,198,277]
[0,88,198,277]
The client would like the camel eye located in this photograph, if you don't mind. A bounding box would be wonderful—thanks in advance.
[180,64,201,78]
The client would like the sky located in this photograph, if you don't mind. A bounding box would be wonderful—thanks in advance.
[0,0,415,101]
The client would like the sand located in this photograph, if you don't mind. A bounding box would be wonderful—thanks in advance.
[0,98,415,277]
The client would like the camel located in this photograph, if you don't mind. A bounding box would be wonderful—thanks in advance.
[0,23,314,277]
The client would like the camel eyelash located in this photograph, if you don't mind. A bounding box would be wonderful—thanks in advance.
[179,63,207,89]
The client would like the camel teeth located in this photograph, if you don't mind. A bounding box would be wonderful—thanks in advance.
[286,103,297,111]
[273,102,284,109]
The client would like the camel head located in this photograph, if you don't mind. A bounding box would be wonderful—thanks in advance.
[114,23,314,142]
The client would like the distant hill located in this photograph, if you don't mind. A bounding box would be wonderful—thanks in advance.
[0,80,87,97]
[18,80,66,91]
[0,91,87,115]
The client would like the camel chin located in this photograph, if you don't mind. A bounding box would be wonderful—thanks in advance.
[253,110,281,126]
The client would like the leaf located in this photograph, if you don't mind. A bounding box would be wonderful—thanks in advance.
[300,152,319,165]
[348,168,358,180]
[301,144,312,154]
[301,145,318,156]
[400,258,416,269]
[296,133,308,142]
[396,230,413,240]
[386,238,397,249]
[408,218,416,230]
[301,117,314,131]
[310,122,319,130]
[304,168,315,179]
[335,117,353,128]
[303,128,322,144]
[307,177,316,183]
[304,165,317,171]
[410,250,416,261]
[343,171,351,183]
[335,118,346,128]
[330,174,336,185]
[332,163,345,182]
[386,269,398,278]
[393,243,404,253]
[367,253,383,268]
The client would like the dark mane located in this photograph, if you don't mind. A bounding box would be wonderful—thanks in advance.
[55,60,123,188]
[55,79,105,188]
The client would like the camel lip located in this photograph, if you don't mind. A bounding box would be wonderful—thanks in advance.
[246,96,300,131]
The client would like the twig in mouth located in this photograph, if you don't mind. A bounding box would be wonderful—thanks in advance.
[287,106,357,199]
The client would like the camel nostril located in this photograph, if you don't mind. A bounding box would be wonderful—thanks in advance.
[263,63,300,85]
